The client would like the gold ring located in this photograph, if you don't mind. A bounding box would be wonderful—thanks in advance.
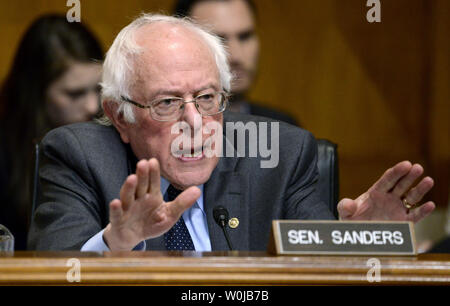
[402,197,414,210]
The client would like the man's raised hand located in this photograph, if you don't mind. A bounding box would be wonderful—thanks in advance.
[103,158,201,251]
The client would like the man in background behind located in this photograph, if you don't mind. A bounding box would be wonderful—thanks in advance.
[173,0,299,126]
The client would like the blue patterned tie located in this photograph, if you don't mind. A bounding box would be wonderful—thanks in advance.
[164,185,195,250]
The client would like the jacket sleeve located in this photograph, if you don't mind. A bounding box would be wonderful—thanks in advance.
[282,130,336,221]
[27,127,106,250]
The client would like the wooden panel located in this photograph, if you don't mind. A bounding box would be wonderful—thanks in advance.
[429,0,450,207]
[0,252,449,285]
[251,0,448,203]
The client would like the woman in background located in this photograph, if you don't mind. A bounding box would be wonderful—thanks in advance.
[0,15,103,250]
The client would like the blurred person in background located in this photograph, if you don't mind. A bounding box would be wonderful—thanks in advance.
[173,0,298,126]
[0,14,103,250]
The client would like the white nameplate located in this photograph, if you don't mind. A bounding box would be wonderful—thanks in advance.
[269,220,416,255]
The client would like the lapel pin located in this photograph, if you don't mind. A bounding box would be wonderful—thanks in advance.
[228,217,239,229]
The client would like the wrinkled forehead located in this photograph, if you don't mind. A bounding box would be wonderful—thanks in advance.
[135,23,216,71]
[131,23,219,92]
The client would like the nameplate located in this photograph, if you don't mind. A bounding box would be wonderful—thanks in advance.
[268,220,416,255]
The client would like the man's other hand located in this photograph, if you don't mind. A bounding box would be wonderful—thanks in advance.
[338,161,435,223]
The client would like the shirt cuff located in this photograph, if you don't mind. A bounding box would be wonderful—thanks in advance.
[81,229,146,252]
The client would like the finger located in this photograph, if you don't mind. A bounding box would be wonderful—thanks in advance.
[337,198,358,220]
[391,163,424,197]
[371,161,412,193]
[120,174,137,210]
[109,199,123,225]
[148,158,161,194]
[135,159,150,198]
[408,201,435,223]
[404,176,434,205]
[167,186,201,218]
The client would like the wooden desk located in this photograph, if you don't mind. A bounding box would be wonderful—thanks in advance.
[0,252,449,285]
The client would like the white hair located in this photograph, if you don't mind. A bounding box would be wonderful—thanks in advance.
[99,13,232,124]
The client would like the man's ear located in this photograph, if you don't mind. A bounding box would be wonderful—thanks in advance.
[102,100,131,144]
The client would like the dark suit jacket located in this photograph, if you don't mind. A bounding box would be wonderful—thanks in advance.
[28,112,334,251]
[428,236,450,253]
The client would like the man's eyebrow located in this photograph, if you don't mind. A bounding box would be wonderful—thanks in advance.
[150,84,220,98]
[151,89,184,97]
[216,33,228,42]
[195,84,220,93]
[237,29,255,41]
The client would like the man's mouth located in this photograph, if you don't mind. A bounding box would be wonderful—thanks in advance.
[177,146,205,161]
[231,67,247,80]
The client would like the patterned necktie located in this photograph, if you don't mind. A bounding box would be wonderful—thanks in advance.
[164,185,195,250]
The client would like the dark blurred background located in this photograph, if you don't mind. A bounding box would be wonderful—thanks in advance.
[0,0,448,248]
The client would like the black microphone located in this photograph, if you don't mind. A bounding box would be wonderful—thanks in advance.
[213,206,234,251]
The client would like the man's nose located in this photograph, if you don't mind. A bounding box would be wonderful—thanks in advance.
[227,38,243,64]
[84,92,100,118]
[181,102,202,135]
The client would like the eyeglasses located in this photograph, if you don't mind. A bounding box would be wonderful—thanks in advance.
[121,91,229,121]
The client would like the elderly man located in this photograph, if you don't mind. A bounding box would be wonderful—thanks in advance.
[28,14,435,251]
[174,0,298,125]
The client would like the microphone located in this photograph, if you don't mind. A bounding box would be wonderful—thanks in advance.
[213,206,234,251]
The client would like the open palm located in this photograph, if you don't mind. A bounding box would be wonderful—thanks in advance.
[338,161,435,223]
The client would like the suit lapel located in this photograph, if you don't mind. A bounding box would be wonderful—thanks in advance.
[204,154,249,251]
[145,236,165,250]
